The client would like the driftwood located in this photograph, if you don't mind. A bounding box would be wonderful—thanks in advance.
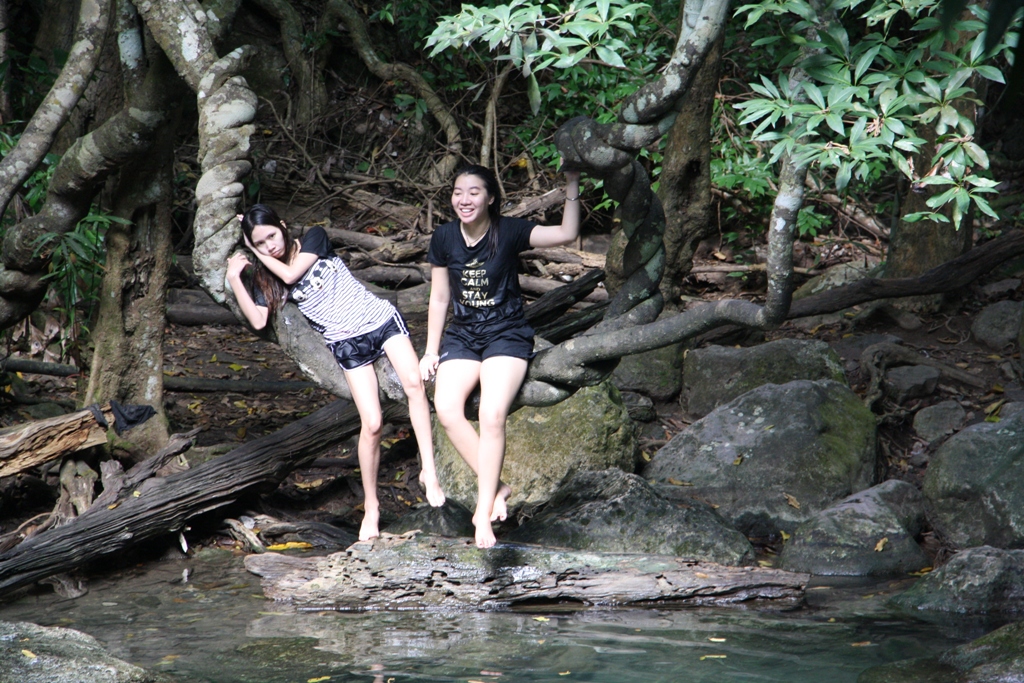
[0,404,116,478]
[245,532,808,611]
[0,399,395,594]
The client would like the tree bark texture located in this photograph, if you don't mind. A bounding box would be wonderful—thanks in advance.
[249,0,327,125]
[657,9,722,304]
[0,0,12,124]
[0,399,397,595]
[0,0,111,220]
[245,533,808,611]
[84,52,184,452]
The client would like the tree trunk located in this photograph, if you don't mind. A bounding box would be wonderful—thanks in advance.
[657,4,722,305]
[885,12,977,308]
[0,0,11,124]
[83,49,182,453]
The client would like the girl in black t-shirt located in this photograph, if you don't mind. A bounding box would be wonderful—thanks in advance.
[421,165,581,548]
[226,204,446,541]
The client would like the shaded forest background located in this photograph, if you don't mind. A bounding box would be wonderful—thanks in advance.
[0,0,1020,559]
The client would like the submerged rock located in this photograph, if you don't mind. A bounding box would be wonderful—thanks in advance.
[645,380,877,537]
[434,381,638,511]
[682,339,847,417]
[779,480,929,576]
[507,468,755,566]
[890,546,1024,614]
[923,411,1024,548]
[0,621,157,683]
[858,621,1024,683]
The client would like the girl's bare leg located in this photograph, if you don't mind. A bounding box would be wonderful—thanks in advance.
[471,356,528,547]
[344,364,385,541]
[382,335,445,506]
[435,357,526,547]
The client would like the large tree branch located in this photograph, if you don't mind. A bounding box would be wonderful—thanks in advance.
[0,0,112,219]
[132,0,218,92]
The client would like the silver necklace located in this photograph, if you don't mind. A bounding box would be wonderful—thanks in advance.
[460,223,488,248]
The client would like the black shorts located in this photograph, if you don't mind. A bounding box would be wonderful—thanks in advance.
[439,320,535,363]
[328,312,409,371]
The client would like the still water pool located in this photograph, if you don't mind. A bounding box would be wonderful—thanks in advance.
[0,548,986,683]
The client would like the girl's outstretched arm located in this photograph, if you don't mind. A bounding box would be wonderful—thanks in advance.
[529,171,582,248]
[226,252,270,330]
[420,266,451,380]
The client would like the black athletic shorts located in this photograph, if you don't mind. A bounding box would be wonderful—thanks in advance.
[328,312,409,371]
[439,320,535,363]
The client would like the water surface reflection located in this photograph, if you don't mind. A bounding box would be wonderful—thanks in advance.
[0,548,979,682]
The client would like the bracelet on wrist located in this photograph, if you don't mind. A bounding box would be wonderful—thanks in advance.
[566,195,579,202]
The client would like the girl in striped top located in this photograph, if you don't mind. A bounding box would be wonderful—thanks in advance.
[226,204,446,541]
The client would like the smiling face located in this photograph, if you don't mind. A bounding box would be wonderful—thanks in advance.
[451,173,494,229]
[250,224,287,260]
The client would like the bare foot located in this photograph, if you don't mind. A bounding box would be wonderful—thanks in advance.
[359,506,380,541]
[419,470,447,507]
[473,513,496,548]
[490,483,512,522]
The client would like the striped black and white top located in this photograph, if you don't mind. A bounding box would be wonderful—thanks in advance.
[258,226,395,342]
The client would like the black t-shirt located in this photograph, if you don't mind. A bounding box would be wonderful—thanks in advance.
[427,216,536,335]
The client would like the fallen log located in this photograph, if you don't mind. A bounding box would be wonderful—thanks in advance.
[788,229,1024,318]
[166,303,239,326]
[164,376,316,393]
[245,532,808,610]
[0,399,399,594]
[0,404,116,478]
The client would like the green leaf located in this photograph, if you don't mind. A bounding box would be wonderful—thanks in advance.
[527,73,541,116]
[962,142,990,168]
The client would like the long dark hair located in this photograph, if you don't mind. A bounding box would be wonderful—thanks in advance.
[454,165,502,258]
[239,204,295,316]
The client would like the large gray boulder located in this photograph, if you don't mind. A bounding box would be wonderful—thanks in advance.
[683,339,846,417]
[779,480,929,576]
[434,381,638,511]
[858,621,1024,683]
[645,380,877,537]
[922,411,1024,548]
[507,468,756,566]
[0,621,157,683]
[971,299,1023,350]
[890,546,1024,614]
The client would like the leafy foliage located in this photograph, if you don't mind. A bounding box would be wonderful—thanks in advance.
[426,0,655,115]
[733,0,1016,229]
